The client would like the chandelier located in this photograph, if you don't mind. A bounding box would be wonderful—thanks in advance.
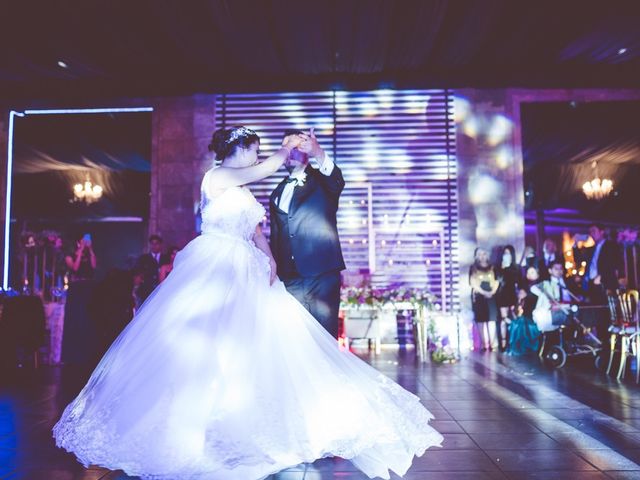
[582,161,613,200]
[73,176,103,204]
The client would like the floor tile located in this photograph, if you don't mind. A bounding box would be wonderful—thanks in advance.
[458,420,539,434]
[485,449,597,472]
[503,472,608,480]
[428,420,465,434]
[604,472,640,479]
[468,433,561,450]
[439,433,479,450]
[398,473,507,480]
[409,449,500,472]
[445,408,521,421]
[573,449,640,471]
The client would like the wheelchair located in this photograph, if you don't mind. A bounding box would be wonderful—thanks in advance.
[536,304,603,369]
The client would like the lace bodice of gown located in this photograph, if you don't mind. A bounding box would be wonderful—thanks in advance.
[200,169,265,240]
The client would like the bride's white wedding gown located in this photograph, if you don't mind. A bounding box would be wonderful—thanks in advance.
[53,170,443,479]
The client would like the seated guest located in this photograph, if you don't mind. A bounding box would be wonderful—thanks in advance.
[507,266,541,356]
[159,246,179,283]
[531,259,574,332]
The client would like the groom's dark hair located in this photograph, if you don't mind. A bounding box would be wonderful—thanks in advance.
[283,129,304,137]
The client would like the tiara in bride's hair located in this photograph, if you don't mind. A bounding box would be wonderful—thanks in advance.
[226,126,257,145]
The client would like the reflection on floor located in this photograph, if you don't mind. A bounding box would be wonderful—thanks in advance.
[2,348,640,479]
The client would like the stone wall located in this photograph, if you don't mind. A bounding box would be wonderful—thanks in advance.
[150,95,216,248]
[455,89,525,315]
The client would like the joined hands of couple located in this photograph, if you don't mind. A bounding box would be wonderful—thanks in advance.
[282,128,323,158]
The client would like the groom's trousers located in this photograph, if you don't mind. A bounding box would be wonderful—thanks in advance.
[283,270,341,338]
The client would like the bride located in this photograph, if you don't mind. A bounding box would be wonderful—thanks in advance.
[53,126,442,479]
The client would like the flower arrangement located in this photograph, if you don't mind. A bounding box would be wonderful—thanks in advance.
[340,285,436,309]
[430,343,457,363]
[617,228,638,245]
[340,285,456,363]
[426,318,457,363]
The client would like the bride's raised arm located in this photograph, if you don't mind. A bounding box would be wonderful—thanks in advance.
[209,135,302,189]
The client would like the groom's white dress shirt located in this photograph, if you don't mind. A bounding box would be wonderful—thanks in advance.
[278,154,335,214]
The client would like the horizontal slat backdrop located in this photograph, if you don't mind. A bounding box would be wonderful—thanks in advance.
[216,90,459,311]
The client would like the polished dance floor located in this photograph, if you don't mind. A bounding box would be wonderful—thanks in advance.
[2,348,640,479]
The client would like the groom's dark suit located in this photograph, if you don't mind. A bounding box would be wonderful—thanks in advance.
[269,163,345,337]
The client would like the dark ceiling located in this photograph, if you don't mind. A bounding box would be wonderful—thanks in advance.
[1,0,640,102]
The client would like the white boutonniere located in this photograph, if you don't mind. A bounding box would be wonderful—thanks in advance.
[292,171,307,187]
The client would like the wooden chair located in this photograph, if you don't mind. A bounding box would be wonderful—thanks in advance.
[622,291,640,382]
[606,290,639,380]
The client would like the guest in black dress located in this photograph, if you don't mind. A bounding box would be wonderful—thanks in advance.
[496,245,520,351]
[469,247,499,351]
[61,234,97,366]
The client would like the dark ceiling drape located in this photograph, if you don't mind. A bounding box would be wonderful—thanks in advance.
[1,0,639,100]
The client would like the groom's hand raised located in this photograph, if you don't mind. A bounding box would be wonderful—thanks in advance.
[298,128,325,161]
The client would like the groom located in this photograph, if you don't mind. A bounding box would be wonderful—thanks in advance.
[269,128,345,338]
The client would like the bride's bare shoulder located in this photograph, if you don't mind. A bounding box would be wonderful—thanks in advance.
[205,165,233,183]
[202,168,229,199]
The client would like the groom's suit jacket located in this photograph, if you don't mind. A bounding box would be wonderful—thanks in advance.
[269,164,346,279]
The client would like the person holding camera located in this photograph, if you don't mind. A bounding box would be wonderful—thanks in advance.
[65,233,96,282]
[61,233,98,365]
[269,128,345,338]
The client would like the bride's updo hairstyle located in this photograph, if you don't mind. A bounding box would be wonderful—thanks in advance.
[209,126,260,161]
